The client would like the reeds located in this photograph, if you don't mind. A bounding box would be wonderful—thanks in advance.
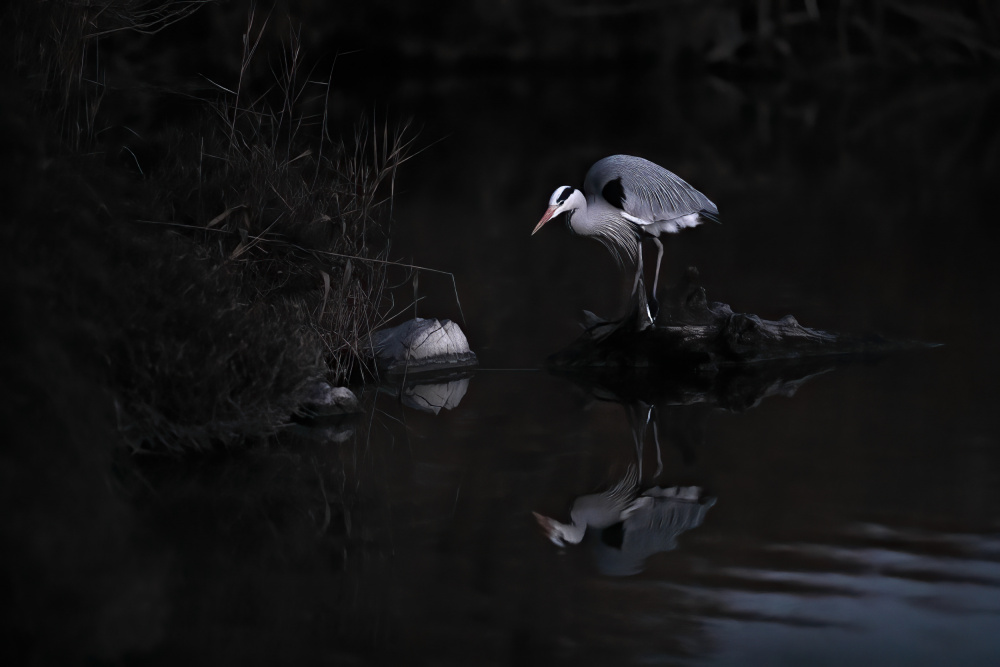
[5,1,416,452]
[196,9,416,382]
[109,11,417,450]
[6,0,211,147]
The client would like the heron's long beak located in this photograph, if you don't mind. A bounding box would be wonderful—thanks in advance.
[532,206,559,235]
[532,511,565,547]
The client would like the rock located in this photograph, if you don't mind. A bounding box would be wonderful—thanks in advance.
[298,381,362,417]
[371,318,478,375]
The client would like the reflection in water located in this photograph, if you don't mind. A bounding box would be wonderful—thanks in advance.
[560,357,838,415]
[534,465,715,576]
[565,359,838,471]
[402,377,470,414]
[534,464,643,547]
[379,373,472,414]
[535,387,717,575]
[288,419,356,443]
[534,357,841,574]
[49,362,997,666]
[594,486,715,577]
[687,526,1000,665]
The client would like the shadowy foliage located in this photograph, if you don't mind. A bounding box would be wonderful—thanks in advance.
[5,0,211,147]
[251,0,1000,73]
[156,8,416,387]
[3,1,411,452]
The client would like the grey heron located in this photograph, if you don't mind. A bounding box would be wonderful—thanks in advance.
[532,155,719,324]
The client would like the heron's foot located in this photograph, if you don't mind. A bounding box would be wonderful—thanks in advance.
[636,294,658,331]
[638,309,654,332]
[582,311,626,341]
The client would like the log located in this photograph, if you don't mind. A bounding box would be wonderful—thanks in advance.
[548,267,935,379]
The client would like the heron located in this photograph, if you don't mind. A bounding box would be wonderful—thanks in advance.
[532,155,719,324]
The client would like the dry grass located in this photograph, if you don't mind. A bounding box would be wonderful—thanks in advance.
[6,0,211,147]
[191,9,417,382]
[112,11,419,450]
[5,1,419,452]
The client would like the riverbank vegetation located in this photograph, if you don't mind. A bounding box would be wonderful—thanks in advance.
[4,0,996,454]
[4,2,413,452]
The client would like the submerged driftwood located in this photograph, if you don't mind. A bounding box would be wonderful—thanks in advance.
[549,267,929,375]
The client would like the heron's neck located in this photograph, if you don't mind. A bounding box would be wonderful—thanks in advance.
[565,191,592,235]
[558,520,587,545]
[569,197,625,237]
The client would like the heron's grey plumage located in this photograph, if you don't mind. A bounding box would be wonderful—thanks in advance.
[533,462,716,560]
[532,464,644,546]
[584,155,718,231]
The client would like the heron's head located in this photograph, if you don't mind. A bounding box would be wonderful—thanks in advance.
[532,186,582,235]
[532,511,585,546]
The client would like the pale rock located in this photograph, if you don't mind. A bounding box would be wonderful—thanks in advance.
[298,381,361,417]
[372,318,477,375]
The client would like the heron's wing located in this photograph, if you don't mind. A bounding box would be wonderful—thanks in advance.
[584,155,719,226]
[604,463,639,506]
[569,464,641,529]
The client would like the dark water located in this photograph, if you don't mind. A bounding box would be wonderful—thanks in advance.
[17,72,1000,665]
[364,68,1000,665]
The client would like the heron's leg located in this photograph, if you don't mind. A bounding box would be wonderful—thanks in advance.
[648,237,665,322]
[653,236,663,298]
[628,239,656,328]
[651,237,664,299]
[651,405,663,478]
[626,402,650,479]
[631,240,645,297]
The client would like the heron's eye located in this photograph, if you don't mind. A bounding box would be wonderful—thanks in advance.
[556,186,573,204]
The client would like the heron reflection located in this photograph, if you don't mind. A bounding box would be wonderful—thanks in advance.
[533,462,715,576]
[534,394,716,576]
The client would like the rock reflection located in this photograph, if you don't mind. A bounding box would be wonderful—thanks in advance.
[289,419,356,443]
[402,377,470,414]
[380,372,473,414]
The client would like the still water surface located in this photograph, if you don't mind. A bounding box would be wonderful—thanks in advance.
[131,72,1000,664]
